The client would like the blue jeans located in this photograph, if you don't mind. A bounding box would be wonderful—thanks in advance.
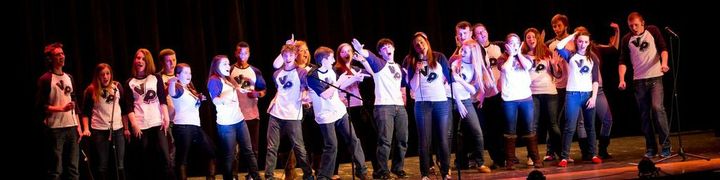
[264,116,312,178]
[634,77,670,154]
[448,99,486,166]
[561,91,597,159]
[414,100,450,177]
[46,127,80,180]
[318,114,367,178]
[502,98,534,135]
[173,125,215,166]
[217,121,259,179]
[373,105,408,174]
[533,94,561,155]
[596,88,613,137]
[90,128,126,175]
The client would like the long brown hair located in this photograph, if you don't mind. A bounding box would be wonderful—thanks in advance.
[521,28,551,60]
[334,43,354,75]
[87,63,115,103]
[208,55,230,82]
[175,63,202,99]
[404,32,436,70]
[131,48,155,78]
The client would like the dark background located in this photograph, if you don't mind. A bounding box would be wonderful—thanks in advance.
[20,0,711,178]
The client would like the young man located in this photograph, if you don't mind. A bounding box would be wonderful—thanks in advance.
[265,44,314,180]
[352,38,410,179]
[307,46,370,180]
[618,12,671,158]
[37,42,82,180]
[230,42,267,163]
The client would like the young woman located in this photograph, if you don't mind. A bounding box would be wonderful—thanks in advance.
[403,32,457,180]
[498,33,541,169]
[81,63,130,180]
[522,28,561,165]
[169,63,216,180]
[556,31,602,167]
[207,55,261,180]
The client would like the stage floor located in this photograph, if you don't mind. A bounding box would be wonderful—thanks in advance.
[198,131,720,179]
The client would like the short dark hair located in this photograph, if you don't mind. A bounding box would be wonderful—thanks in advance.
[376,38,395,53]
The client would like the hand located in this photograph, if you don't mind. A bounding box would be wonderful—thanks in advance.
[123,128,131,142]
[286,34,295,45]
[661,65,670,73]
[63,102,75,112]
[132,124,143,138]
[505,44,517,56]
[415,62,424,71]
[586,96,597,109]
[453,71,463,81]
[610,22,619,30]
[351,38,368,57]
[618,81,627,90]
[457,101,468,119]
[161,117,170,135]
[81,129,91,137]
[550,51,561,65]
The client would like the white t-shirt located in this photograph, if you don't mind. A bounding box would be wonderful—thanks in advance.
[208,76,244,125]
[308,68,348,124]
[230,64,266,120]
[529,56,558,94]
[446,60,475,100]
[366,53,406,106]
[267,68,307,120]
[500,56,533,101]
[39,72,79,128]
[126,74,165,130]
[171,85,202,126]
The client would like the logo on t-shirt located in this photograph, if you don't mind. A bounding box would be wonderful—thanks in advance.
[279,75,293,89]
[575,59,590,74]
[102,89,116,104]
[632,37,649,52]
[132,82,158,104]
[419,65,437,83]
[234,75,251,89]
[533,59,546,73]
[56,80,72,96]
[388,65,401,80]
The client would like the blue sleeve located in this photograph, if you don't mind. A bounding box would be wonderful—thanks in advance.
[365,51,386,73]
[306,72,327,96]
[207,76,223,100]
[252,66,267,91]
[557,47,572,62]
[297,68,309,90]
[437,52,454,83]
[170,83,184,99]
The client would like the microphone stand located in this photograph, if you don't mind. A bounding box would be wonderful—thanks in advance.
[108,87,121,180]
[307,71,363,180]
[654,30,710,163]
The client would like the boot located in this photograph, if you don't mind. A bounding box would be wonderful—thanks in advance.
[177,165,187,180]
[503,134,517,170]
[207,159,216,180]
[97,171,108,180]
[524,134,543,168]
[599,136,612,159]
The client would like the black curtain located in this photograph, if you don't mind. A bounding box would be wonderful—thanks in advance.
[21,0,708,178]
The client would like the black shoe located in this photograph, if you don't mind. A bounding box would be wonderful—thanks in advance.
[372,172,391,180]
[391,170,408,178]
